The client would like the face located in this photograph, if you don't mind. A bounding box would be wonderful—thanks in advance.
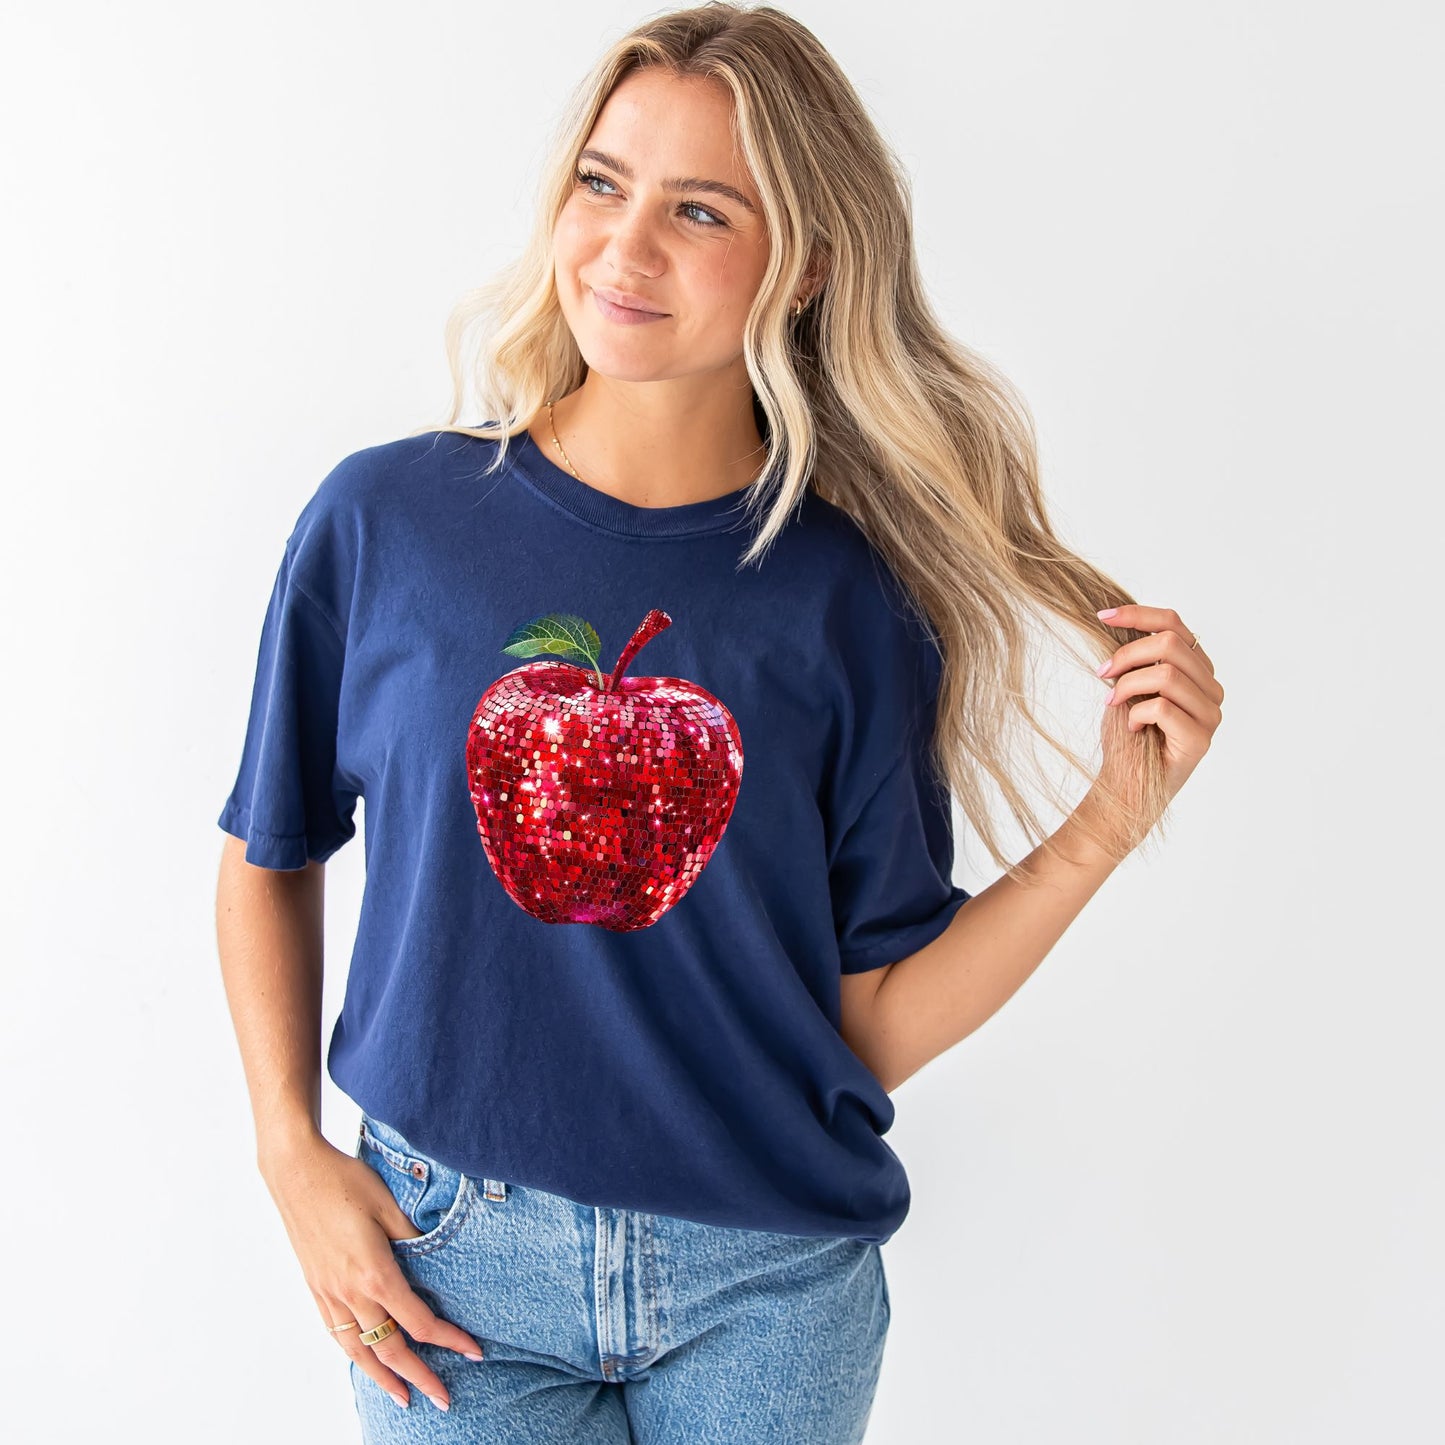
[553,68,771,387]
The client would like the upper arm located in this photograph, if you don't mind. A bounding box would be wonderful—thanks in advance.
[838,962,895,1083]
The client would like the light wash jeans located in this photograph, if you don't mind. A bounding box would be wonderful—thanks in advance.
[348,1111,891,1443]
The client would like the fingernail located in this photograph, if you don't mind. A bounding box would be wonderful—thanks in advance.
[428,1396,451,1412]
[463,1351,485,1361]
[1095,660,1111,676]
[389,1391,410,1409]
[1104,687,1117,704]
[1098,607,1119,619]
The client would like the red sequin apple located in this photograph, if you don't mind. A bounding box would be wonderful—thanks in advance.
[465,608,744,930]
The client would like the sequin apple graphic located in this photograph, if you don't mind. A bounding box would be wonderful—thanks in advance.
[465,608,744,931]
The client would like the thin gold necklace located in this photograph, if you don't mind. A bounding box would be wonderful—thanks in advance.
[545,398,763,501]
[546,399,583,480]
[548,399,652,504]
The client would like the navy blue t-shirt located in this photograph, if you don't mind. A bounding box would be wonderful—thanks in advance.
[217,426,971,1244]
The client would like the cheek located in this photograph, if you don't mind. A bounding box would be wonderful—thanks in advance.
[552,208,594,271]
[694,246,767,316]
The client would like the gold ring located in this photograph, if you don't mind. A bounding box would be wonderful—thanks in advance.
[327,1320,359,1335]
[359,1317,400,1347]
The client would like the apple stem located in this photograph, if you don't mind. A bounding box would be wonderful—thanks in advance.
[606,609,672,692]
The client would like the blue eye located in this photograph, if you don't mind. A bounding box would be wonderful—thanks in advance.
[574,167,726,229]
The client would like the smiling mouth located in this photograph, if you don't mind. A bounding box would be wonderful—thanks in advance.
[591,286,668,316]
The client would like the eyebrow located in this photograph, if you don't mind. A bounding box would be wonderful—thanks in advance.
[576,148,758,215]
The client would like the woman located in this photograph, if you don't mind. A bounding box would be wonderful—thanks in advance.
[214,4,1223,1440]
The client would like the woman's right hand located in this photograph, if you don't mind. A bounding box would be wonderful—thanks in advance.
[260,1130,485,1413]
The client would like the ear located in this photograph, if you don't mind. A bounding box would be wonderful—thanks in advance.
[801,249,832,301]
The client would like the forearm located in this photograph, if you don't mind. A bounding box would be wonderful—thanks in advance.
[214,838,329,1179]
[864,801,1124,1093]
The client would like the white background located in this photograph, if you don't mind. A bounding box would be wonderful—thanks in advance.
[2,1,1439,1439]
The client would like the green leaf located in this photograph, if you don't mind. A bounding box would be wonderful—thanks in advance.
[501,613,601,671]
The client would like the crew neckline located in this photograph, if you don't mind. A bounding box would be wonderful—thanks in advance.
[507,425,768,539]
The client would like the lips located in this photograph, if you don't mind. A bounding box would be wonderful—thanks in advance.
[591,285,667,315]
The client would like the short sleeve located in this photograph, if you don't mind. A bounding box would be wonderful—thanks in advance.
[216,543,360,870]
[828,682,972,974]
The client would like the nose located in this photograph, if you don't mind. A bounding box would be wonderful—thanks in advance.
[597,205,667,279]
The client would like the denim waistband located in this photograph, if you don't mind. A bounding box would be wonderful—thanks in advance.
[358,1111,510,1203]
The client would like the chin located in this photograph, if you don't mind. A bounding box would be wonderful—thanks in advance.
[574,339,678,385]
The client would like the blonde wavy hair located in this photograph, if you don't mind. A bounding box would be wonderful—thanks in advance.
[418,1,1172,878]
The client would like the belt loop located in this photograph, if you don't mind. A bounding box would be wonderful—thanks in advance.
[483,1178,508,1201]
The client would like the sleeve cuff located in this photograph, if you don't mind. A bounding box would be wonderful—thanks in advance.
[837,888,971,973]
[217,799,347,871]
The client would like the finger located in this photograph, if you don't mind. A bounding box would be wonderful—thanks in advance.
[358,1191,485,1361]
[1114,696,1212,757]
[1098,631,1222,706]
[320,1292,412,1413]
[345,1281,458,1414]
[314,1296,369,1362]
[313,1286,371,1358]
[1111,686,1217,753]
[1104,662,1222,731]
[1097,604,1208,665]
[380,1267,486,1364]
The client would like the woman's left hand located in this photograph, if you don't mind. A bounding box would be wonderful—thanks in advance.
[1096,603,1223,802]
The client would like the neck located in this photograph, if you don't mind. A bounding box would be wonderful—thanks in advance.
[531,378,768,509]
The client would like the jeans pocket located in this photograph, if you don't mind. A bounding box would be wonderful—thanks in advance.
[356,1113,474,1256]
